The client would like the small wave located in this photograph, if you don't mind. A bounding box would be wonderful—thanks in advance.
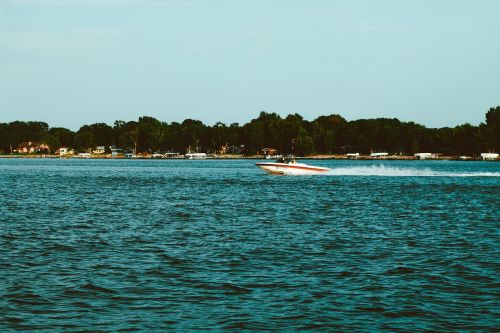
[383,310,430,318]
[80,283,117,294]
[325,165,500,177]
[6,292,53,306]
[356,306,386,313]
[194,282,252,295]
[5,316,24,324]
[71,301,94,308]
[219,283,252,295]
[50,243,75,252]
[384,266,416,275]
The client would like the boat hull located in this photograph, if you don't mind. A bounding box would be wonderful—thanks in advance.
[255,162,330,175]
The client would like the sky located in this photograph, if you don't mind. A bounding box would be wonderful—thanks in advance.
[0,0,499,130]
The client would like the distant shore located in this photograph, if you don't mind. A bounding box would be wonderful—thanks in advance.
[1,154,498,161]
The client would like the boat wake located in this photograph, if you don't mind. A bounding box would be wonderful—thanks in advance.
[324,165,500,177]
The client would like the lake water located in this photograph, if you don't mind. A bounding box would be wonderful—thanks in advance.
[0,159,499,332]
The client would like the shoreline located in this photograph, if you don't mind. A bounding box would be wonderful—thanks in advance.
[0,154,498,161]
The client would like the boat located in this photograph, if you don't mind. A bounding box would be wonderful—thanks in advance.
[185,153,207,159]
[255,156,331,175]
[480,153,499,160]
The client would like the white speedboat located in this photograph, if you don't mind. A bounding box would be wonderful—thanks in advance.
[255,157,330,175]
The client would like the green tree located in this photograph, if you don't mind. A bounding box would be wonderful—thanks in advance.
[451,124,480,155]
[2,107,499,157]
[74,131,93,151]
[136,116,164,152]
[0,123,18,153]
[294,130,314,156]
[311,114,346,153]
[485,106,500,152]
[49,127,75,147]
[77,123,113,148]
[42,134,60,153]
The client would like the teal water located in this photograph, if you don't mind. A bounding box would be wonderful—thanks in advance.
[0,159,499,332]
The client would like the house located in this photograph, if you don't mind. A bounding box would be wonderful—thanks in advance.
[414,153,437,160]
[262,148,278,156]
[110,146,124,157]
[262,148,278,155]
[16,142,49,154]
[218,144,241,155]
[93,146,106,154]
[481,153,499,160]
[56,147,74,155]
[225,145,241,154]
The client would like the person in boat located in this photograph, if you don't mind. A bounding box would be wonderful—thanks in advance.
[286,155,295,164]
[277,156,296,164]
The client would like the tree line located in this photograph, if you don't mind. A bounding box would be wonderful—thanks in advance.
[0,107,498,156]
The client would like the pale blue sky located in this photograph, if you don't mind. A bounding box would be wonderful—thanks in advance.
[0,0,499,130]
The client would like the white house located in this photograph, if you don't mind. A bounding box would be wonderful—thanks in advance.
[414,153,436,160]
[110,146,124,157]
[93,146,106,154]
[56,147,74,155]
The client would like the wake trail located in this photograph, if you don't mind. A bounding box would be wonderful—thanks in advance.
[324,165,500,177]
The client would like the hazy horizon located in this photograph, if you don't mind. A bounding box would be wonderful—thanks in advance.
[1,0,499,130]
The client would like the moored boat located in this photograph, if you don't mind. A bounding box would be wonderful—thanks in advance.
[185,153,207,159]
[255,156,330,175]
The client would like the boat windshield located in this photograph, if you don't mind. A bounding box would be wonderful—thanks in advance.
[275,156,296,164]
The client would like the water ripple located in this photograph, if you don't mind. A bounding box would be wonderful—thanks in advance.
[0,159,498,331]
